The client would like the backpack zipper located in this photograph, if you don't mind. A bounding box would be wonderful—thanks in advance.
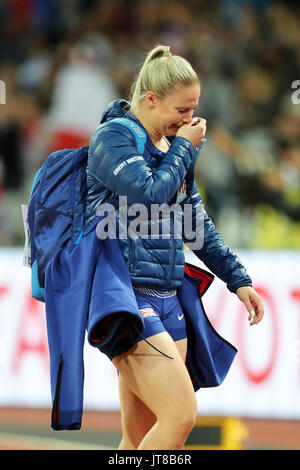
[69,149,78,216]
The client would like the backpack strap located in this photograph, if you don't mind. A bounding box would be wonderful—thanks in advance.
[30,167,42,198]
[109,117,147,155]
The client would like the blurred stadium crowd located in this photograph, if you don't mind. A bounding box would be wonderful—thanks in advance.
[0,0,299,248]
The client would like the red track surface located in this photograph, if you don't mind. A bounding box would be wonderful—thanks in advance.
[1,408,300,450]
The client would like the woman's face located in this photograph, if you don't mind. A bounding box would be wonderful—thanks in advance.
[149,83,201,137]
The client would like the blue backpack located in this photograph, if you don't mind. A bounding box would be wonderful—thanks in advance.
[27,118,147,302]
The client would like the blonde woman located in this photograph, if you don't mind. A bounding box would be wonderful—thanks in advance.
[84,45,264,450]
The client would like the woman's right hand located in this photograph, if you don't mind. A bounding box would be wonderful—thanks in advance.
[176,118,206,148]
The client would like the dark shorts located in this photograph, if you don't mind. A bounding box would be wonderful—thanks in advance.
[134,290,187,343]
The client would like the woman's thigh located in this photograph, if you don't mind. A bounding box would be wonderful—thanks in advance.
[113,332,195,420]
[117,336,188,443]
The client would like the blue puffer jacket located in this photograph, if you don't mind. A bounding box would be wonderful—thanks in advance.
[84,99,252,293]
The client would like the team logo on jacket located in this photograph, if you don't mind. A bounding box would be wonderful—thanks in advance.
[139,307,157,317]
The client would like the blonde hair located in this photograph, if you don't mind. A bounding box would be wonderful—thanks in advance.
[129,45,200,114]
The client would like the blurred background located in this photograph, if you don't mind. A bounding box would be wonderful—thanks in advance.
[0,0,300,450]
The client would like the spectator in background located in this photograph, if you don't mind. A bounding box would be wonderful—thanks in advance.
[45,35,117,152]
[16,34,53,96]
[0,64,24,244]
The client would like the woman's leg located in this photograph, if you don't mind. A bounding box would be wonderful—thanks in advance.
[118,374,157,450]
[113,332,196,450]
[118,337,188,450]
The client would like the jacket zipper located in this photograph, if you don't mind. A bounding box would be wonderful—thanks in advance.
[166,213,176,288]
[69,149,78,217]
[129,236,135,272]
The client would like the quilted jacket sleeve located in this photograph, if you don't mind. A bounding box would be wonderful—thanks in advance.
[183,181,253,293]
[87,121,195,207]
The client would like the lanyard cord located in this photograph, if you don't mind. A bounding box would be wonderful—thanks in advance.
[131,321,174,360]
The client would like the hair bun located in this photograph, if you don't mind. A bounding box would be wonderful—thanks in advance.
[147,45,171,62]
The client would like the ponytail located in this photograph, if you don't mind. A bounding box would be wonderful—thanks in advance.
[129,45,199,114]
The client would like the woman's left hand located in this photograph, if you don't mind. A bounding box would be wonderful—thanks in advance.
[236,286,265,326]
